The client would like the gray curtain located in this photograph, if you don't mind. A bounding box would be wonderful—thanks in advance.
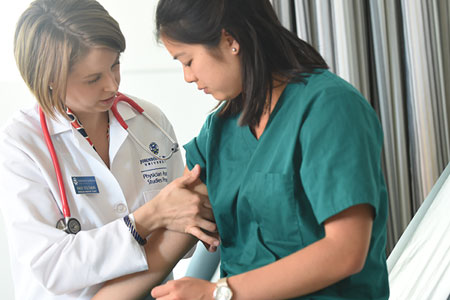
[272,0,450,252]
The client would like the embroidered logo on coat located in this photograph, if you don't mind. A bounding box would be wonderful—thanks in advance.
[149,142,159,155]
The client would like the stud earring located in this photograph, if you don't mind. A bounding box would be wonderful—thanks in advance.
[232,48,237,53]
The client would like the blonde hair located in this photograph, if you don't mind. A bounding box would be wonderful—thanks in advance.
[14,0,126,119]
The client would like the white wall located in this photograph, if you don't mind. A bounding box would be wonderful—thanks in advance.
[0,1,216,298]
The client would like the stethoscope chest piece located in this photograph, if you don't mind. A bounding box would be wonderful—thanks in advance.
[56,218,81,234]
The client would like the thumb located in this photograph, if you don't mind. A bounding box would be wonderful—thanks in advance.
[179,164,201,186]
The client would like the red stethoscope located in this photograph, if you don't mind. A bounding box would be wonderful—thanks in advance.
[39,92,179,234]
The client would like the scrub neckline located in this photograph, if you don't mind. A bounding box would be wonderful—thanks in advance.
[241,82,292,147]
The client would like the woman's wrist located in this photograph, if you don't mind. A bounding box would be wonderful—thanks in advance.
[133,199,160,238]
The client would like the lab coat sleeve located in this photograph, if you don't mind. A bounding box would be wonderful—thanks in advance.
[0,126,148,295]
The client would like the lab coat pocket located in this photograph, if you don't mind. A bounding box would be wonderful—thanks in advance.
[247,172,303,254]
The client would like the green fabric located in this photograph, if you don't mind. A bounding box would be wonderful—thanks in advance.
[185,69,389,299]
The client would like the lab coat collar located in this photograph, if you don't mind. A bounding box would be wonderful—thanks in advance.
[41,100,138,137]
[109,98,138,163]
[42,107,72,136]
[39,100,138,165]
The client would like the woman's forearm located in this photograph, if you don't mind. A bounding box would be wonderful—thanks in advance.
[150,204,374,300]
[93,229,197,300]
[227,237,361,299]
[227,204,373,300]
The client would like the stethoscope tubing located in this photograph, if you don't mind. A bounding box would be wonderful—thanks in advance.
[111,93,178,160]
[39,107,71,219]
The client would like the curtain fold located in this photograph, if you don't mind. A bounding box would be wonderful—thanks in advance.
[402,0,443,212]
[274,0,450,252]
[369,0,412,248]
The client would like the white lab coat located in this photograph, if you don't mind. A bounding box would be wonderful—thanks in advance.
[0,95,184,299]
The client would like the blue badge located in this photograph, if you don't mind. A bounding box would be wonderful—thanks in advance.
[71,176,99,194]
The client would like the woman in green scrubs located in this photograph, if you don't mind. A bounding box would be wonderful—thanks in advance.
[150,0,390,299]
[98,0,390,299]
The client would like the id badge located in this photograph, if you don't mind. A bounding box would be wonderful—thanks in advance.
[72,176,99,194]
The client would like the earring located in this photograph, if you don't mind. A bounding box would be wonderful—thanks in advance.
[49,86,53,91]
[232,48,237,53]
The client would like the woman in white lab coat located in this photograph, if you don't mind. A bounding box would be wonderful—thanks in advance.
[0,0,218,299]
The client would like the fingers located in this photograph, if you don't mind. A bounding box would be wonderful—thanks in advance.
[186,226,220,247]
[178,164,201,187]
[151,282,170,299]
[156,164,218,239]
[201,231,220,252]
[199,205,215,222]
[201,240,218,252]
[202,198,212,209]
[204,231,220,252]
[195,213,217,232]
[207,245,218,252]
[191,178,208,195]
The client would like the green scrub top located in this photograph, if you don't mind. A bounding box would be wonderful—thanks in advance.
[185,69,389,299]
